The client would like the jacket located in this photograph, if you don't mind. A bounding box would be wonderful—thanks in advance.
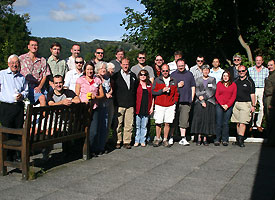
[136,82,153,115]
[195,76,216,105]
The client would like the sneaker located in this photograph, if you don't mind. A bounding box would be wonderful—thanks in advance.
[179,138,190,146]
[162,140,171,147]
[154,136,162,142]
[168,137,174,145]
[153,139,161,147]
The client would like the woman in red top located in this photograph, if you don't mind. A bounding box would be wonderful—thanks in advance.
[134,70,154,147]
[215,70,237,146]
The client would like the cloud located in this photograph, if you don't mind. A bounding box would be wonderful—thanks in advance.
[82,13,101,23]
[13,0,30,7]
[58,2,68,10]
[50,10,76,22]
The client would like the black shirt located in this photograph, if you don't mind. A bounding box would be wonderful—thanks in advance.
[235,76,255,102]
[139,89,149,115]
[47,89,76,103]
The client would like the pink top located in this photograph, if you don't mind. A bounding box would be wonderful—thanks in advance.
[215,81,237,108]
[76,76,102,109]
[19,53,51,88]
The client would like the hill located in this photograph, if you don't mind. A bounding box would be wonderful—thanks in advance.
[36,37,139,62]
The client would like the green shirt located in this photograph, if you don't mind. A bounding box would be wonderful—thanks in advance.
[47,55,68,77]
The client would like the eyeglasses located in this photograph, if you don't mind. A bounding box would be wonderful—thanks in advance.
[140,74,147,76]
[234,59,241,61]
[178,65,185,67]
[155,59,163,61]
[96,52,104,55]
[75,61,84,64]
[162,70,169,72]
[138,57,145,59]
[238,70,246,73]
[196,60,204,63]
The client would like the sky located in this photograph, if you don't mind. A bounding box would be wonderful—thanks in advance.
[13,0,145,42]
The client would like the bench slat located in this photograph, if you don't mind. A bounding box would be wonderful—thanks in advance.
[0,127,24,135]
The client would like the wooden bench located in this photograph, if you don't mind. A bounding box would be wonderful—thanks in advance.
[0,103,91,180]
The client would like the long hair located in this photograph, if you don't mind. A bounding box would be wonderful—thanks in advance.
[138,69,151,85]
[220,70,232,86]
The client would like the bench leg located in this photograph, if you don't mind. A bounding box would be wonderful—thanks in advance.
[0,133,7,176]
[83,127,90,160]
[21,134,29,180]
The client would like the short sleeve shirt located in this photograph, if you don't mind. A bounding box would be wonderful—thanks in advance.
[47,55,68,77]
[248,66,269,88]
[19,53,51,88]
[47,89,76,103]
[235,76,255,102]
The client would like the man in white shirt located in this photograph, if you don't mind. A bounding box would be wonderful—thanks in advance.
[66,44,81,71]
[64,56,84,92]
[209,58,224,83]
[168,51,189,74]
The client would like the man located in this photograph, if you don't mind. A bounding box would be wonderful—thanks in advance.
[0,54,28,161]
[19,38,50,106]
[168,51,189,74]
[231,65,256,147]
[131,51,155,83]
[0,54,28,128]
[170,59,196,146]
[64,56,84,92]
[153,55,164,77]
[264,60,275,139]
[190,55,204,80]
[248,56,269,132]
[47,42,68,89]
[47,75,80,105]
[91,48,104,65]
[110,48,124,73]
[66,44,81,71]
[112,58,137,149]
[209,58,224,83]
[152,64,179,147]
[228,54,242,80]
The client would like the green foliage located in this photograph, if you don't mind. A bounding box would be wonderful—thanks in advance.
[0,1,30,69]
[121,0,275,66]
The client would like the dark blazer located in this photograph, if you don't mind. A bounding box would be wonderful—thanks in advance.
[195,76,217,105]
[112,70,137,108]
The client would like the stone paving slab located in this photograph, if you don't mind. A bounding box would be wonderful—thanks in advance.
[0,143,274,200]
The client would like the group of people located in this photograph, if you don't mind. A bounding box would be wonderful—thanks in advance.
[0,38,275,160]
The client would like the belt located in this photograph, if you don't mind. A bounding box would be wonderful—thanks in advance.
[0,101,24,105]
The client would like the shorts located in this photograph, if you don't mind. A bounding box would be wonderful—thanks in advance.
[154,104,176,124]
[231,101,252,124]
[28,87,47,104]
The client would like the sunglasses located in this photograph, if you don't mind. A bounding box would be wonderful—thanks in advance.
[234,59,241,61]
[140,74,147,76]
[75,61,84,64]
[196,60,204,63]
[138,57,145,59]
[155,59,163,61]
[162,70,169,72]
[238,70,246,73]
[96,52,104,55]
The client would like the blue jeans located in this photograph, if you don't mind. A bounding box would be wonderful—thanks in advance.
[90,108,99,152]
[135,114,149,144]
[215,104,233,142]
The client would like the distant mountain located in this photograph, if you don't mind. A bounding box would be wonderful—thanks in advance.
[36,37,139,62]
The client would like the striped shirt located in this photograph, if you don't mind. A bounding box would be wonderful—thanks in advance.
[190,65,203,80]
[248,66,269,88]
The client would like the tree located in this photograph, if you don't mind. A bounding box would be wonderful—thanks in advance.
[121,0,275,66]
[0,0,30,69]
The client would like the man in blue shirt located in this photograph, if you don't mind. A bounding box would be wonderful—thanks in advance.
[170,59,196,146]
[0,54,28,128]
[248,56,269,132]
[209,58,224,83]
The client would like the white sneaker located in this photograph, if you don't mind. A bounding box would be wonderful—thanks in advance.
[154,136,162,142]
[168,138,174,145]
[179,138,190,146]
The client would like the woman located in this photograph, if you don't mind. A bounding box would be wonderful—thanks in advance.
[75,62,104,153]
[191,65,216,145]
[215,70,237,146]
[135,70,154,147]
[94,61,113,154]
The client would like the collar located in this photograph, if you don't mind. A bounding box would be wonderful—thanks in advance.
[48,55,59,62]
[6,67,20,76]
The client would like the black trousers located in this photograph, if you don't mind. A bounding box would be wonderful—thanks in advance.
[0,102,24,128]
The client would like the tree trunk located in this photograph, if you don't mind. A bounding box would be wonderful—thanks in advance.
[233,0,253,65]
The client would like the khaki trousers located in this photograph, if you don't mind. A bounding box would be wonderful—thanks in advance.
[116,107,134,144]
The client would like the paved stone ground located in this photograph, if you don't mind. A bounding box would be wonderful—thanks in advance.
[0,143,275,200]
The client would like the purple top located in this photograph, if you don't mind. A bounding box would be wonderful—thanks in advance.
[203,79,208,88]
[171,70,196,103]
